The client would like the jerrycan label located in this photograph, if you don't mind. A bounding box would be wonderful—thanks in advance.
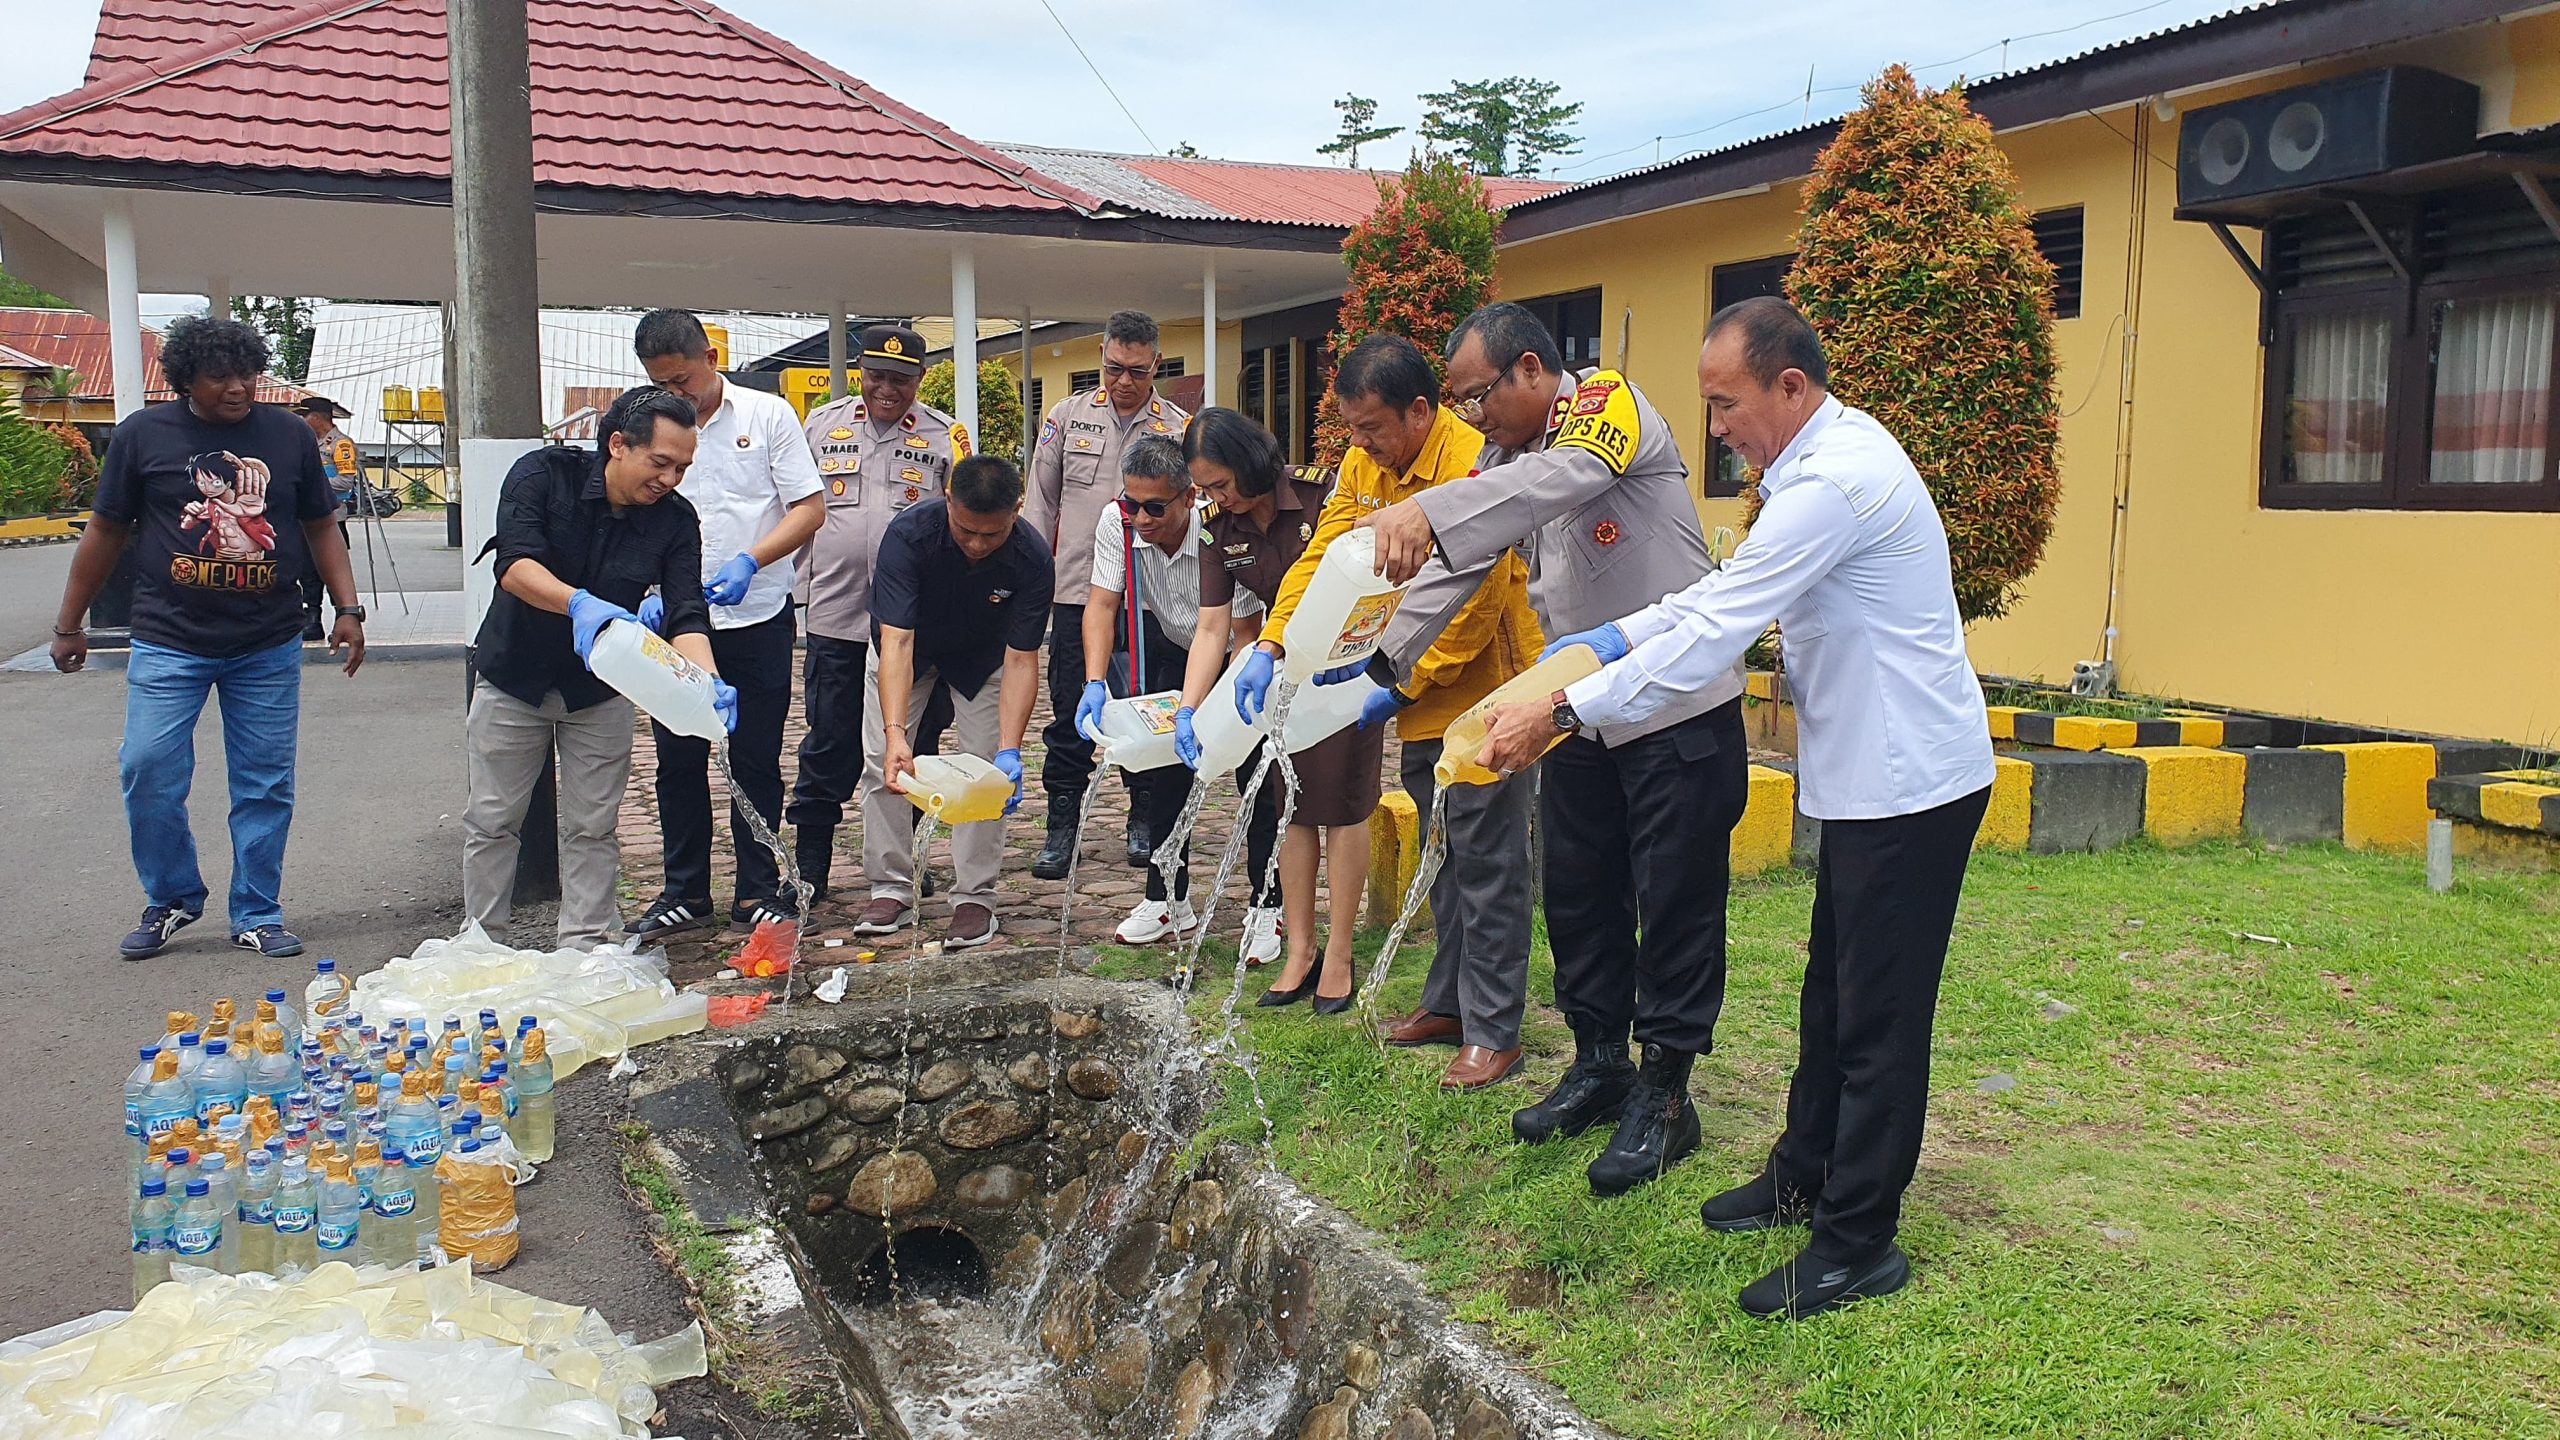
[1323,592,1404,665]
[637,628,714,684]
[174,1224,220,1256]
[1135,694,1181,735]
[273,1204,315,1235]
[318,1219,358,1251]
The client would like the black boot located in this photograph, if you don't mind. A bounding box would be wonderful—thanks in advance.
[1587,1044,1702,1197]
[1511,1026,1635,1144]
[792,826,834,905]
[1031,818,1079,881]
[1125,808,1156,868]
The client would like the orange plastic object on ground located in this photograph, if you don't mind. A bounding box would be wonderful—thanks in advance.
[707,993,771,1027]
[735,920,799,977]
[436,1144,520,1270]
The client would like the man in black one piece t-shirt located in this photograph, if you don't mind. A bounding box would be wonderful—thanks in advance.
[51,317,365,962]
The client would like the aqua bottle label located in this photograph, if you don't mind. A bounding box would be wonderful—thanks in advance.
[125,1102,143,1139]
[131,1226,170,1254]
[273,1204,315,1235]
[239,1197,274,1225]
[317,1219,358,1252]
[373,1188,416,1218]
[405,1132,444,1163]
[174,1223,220,1257]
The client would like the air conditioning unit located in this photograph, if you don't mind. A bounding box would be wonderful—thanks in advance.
[2176,67,2480,208]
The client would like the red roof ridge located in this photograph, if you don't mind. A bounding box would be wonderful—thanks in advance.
[0,0,388,144]
[662,0,1101,213]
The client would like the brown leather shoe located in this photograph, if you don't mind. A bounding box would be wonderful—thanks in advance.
[1384,1008,1464,1047]
[944,902,1000,951]
[1440,1045,1523,1089]
[849,897,914,936]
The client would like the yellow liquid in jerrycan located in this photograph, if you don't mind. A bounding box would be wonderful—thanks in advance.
[1433,645,1604,787]
[903,754,1014,823]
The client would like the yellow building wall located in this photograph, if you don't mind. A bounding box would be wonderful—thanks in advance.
[1488,18,2560,744]
[1008,318,1245,423]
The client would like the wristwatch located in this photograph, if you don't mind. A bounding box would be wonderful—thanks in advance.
[333,604,367,623]
[1550,689,1581,736]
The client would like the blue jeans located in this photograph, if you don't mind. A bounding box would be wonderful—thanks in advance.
[120,637,303,931]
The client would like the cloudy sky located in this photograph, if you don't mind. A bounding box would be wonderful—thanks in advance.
[9,0,2253,183]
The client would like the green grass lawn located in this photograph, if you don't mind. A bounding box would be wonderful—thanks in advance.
[1110,843,2560,1438]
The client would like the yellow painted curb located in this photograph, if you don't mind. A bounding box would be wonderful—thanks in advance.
[2126,745,2246,845]
[2171,716,2226,747]
[1977,755,2034,850]
[1984,705,2028,741]
[2306,741,2437,852]
[2453,820,2560,871]
[2480,780,2560,831]
[1366,790,1428,931]
[1734,765,1795,876]
[0,515,79,542]
[2050,715,2139,751]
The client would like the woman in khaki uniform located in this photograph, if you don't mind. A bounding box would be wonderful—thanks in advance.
[1174,409,1383,1015]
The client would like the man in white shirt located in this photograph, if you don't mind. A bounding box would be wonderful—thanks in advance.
[1068,436,1282,958]
[1474,297,1996,1320]
[626,309,826,939]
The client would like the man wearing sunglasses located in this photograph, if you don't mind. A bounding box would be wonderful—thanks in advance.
[1026,310,1190,881]
[1349,302,1748,1199]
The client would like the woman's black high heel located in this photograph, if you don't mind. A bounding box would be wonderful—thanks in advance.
[1257,970,1313,1008]
[1311,960,1358,1015]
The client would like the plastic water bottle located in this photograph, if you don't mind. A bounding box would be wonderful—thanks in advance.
[366,1143,418,1269]
[125,1046,163,1182]
[131,1178,173,1302]
[247,1024,297,1106]
[317,1154,363,1265]
[411,1136,444,1268]
[172,1030,206,1090]
[385,1071,444,1170]
[164,1146,196,1192]
[305,959,349,1025]
[193,1037,248,1121]
[271,1155,318,1278]
[135,1050,192,1156]
[516,1027,556,1164]
[195,1151,237,1274]
[586,617,727,739]
[441,1053,468,1100]
[235,1148,276,1276]
[485,1062,520,1121]
[172,1176,225,1275]
[352,1137,383,1210]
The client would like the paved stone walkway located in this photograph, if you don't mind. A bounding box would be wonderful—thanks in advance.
[617,679,1394,981]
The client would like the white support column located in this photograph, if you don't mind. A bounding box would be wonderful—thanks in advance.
[1019,308,1035,466]
[951,250,978,437]
[1201,260,1219,410]
[102,206,145,419]
[827,302,849,403]
[205,277,231,326]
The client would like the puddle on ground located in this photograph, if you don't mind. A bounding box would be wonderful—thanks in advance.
[844,1296,1099,1440]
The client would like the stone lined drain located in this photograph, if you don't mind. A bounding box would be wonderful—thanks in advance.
[629,955,1617,1440]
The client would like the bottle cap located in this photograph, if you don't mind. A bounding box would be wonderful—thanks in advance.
[139,1045,159,1061]
[185,1179,208,1196]
[206,1039,229,1056]
[168,1148,191,1165]
[316,959,336,973]
[200,1153,226,1173]
[266,988,287,1002]
[459,1137,482,1154]
[180,1032,201,1047]
[140,1179,166,1196]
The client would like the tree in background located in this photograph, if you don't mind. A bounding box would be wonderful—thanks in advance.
[230,296,316,383]
[1418,77,1582,177]
[33,366,83,422]
[1167,142,1203,158]
[0,263,69,308]
[45,420,99,510]
[0,388,73,516]
[1317,95,1404,167]
[1788,65,2061,622]
[919,356,1025,462]
[1312,153,1502,466]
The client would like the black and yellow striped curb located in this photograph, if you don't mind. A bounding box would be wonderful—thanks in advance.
[1994,707,2273,751]
[2427,770,2560,839]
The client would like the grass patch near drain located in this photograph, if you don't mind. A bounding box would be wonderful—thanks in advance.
[1180,843,2560,1439]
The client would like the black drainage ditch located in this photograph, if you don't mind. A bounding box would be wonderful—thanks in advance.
[628,951,1614,1440]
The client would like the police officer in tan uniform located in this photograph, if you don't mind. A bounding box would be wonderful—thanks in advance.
[788,325,971,901]
[1355,302,1748,1198]
[1025,309,1191,879]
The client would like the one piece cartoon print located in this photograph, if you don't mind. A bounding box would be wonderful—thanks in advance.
[179,451,277,562]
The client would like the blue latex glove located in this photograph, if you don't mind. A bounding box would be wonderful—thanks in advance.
[636,593,665,635]
[1312,661,1367,686]
[711,679,740,733]
[1074,679,1110,741]
[705,552,760,607]
[1357,686,1405,731]
[567,589,635,664]
[1234,648,1277,725]
[1174,706,1202,768]
[1543,622,1631,665]
[994,747,1025,815]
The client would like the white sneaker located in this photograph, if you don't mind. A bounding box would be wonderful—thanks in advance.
[1114,899,1197,945]
[1241,906,1284,967]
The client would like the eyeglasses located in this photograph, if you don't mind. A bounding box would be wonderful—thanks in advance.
[1450,355,1522,424]
[1116,489,1191,518]
[1103,361,1157,381]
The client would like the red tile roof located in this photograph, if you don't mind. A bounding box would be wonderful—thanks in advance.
[1000,146,1565,228]
[0,308,311,405]
[8,0,1094,213]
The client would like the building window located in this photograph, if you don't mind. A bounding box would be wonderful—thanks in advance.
[1028,377,1045,420]
[1238,343,1300,461]
[1706,254,1795,497]
[2032,207,2085,320]
[1069,368,1100,394]
[1517,288,1605,370]
[1156,357,1186,380]
[2263,183,2560,511]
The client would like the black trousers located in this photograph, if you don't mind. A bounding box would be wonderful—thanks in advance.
[785,633,865,834]
[1039,602,1097,822]
[654,608,795,909]
[1770,783,1991,1264]
[1539,700,1749,1057]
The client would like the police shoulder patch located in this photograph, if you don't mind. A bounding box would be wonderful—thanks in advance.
[1553,371,1640,476]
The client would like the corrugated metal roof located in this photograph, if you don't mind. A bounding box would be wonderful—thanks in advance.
[1000,145,1564,227]
[10,0,1097,213]
[0,307,311,404]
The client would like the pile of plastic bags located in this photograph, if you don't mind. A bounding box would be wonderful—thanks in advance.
[0,1261,706,1438]
[352,924,707,1081]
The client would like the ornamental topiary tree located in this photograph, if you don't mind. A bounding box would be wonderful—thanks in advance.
[1788,64,2061,622]
[1313,152,1501,466]
[919,355,1025,462]
[0,390,71,517]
